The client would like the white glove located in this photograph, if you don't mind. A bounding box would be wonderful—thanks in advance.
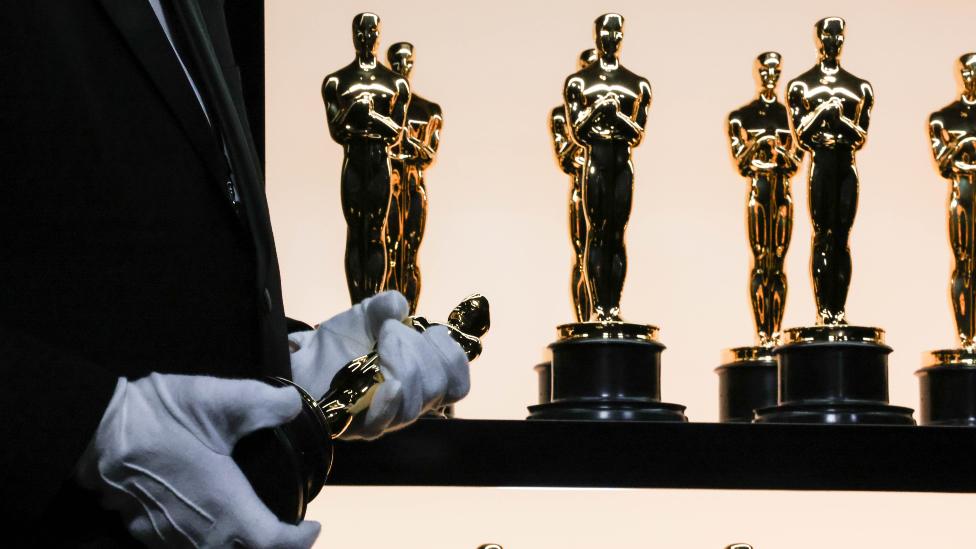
[348,320,471,440]
[288,291,471,440]
[288,290,409,398]
[76,374,321,549]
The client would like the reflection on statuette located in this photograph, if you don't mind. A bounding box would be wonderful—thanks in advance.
[728,52,801,347]
[564,13,652,322]
[550,48,598,322]
[929,53,976,350]
[786,17,873,325]
[386,42,443,315]
[322,13,411,304]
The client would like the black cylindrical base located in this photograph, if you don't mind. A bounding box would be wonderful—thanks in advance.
[233,378,333,523]
[527,332,686,422]
[755,337,915,425]
[534,361,552,404]
[715,359,777,423]
[917,360,976,426]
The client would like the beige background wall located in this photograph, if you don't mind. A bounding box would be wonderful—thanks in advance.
[265,0,975,546]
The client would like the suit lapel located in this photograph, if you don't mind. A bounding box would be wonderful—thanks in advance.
[96,0,228,186]
[196,0,261,183]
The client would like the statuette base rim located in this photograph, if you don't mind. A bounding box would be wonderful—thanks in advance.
[527,398,687,422]
[557,321,659,342]
[753,402,916,425]
[922,349,976,368]
[783,325,886,345]
[720,345,777,365]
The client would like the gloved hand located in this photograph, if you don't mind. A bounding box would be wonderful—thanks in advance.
[75,374,321,549]
[347,319,470,440]
[288,291,471,440]
[288,290,410,398]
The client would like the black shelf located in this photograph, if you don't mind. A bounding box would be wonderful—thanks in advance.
[330,418,976,493]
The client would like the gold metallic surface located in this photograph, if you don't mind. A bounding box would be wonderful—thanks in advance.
[557,321,658,342]
[386,42,443,314]
[787,17,874,326]
[550,49,598,322]
[783,325,885,345]
[322,13,411,304]
[925,348,976,367]
[721,345,776,365]
[563,13,652,322]
[728,51,801,347]
[929,53,976,350]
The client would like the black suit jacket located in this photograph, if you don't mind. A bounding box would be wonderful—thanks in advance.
[0,1,293,544]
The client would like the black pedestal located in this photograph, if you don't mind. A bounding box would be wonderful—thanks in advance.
[755,328,914,425]
[917,350,976,426]
[233,378,333,523]
[715,349,777,423]
[527,323,687,421]
[756,325,915,425]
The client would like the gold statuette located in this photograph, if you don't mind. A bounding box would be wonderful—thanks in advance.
[787,17,873,327]
[550,48,597,322]
[322,13,411,304]
[564,13,651,323]
[755,18,913,425]
[917,54,976,426]
[529,14,685,423]
[386,42,443,315]
[929,53,976,351]
[728,51,801,349]
[717,52,799,423]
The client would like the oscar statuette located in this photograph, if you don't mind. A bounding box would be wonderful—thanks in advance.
[527,14,686,421]
[716,52,799,422]
[754,18,914,424]
[917,53,976,426]
[322,13,410,305]
[385,41,442,316]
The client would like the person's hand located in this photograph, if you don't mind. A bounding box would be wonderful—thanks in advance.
[289,291,410,398]
[76,374,321,549]
[345,320,470,440]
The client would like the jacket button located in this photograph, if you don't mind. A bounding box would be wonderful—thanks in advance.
[263,288,273,314]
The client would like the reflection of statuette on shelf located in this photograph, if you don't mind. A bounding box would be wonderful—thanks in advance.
[716,52,799,422]
[233,295,490,523]
[322,13,411,304]
[754,18,913,425]
[528,14,685,422]
[385,42,443,315]
[917,53,976,426]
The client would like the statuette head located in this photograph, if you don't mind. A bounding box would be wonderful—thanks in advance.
[959,53,976,98]
[815,17,845,61]
[755,51,782,95]
[594,13,624,58]
[388,42,415,78]
[579,48,598,69]
[352,13,380,58]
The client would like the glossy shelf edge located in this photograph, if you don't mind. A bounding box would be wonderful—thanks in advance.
[330,418,975,493]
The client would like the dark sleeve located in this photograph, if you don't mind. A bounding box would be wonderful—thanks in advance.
[286,317,313,333]
[0,326,118,521]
